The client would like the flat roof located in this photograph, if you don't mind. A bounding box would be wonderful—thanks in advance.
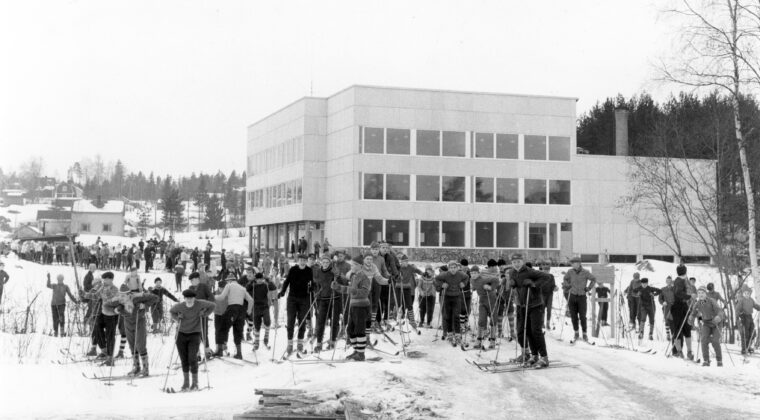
[248,84,578,129]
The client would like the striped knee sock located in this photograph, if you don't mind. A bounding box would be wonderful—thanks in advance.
[355,336,366,354]
[119,336,126,353]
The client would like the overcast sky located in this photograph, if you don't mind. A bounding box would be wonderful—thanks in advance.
[1,0,673,178]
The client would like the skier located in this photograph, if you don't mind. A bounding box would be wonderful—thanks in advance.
[417,265,437,328]
[121,289,158,376]
[458,259,473,336]
[633,278,661,340]
[170,289,216,391]
[378,242,399,328]
[562,257,596,342]
[124,266,144,292]
[46,273,78,337]
[312,254,343,352]
[330,254,375,361]
[508,254,553,367]
[84,272,120,365]
[624,272,642,331]
[659,276,675,340]
[174,260,185,292]
[249,272,276,350]
[216,273,254,359]
[278,254,313,355]
[537,260,557,329]
[736,286,760,355]
[82,263,97,324]
[396,254,422,330]
[149,278,178,333]
[688,287,723,366]
[471,260,500,349]
[671,265,694,360]
[368,242,390,332]
[434,260,469,345]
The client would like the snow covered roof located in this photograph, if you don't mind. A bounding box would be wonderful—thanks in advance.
[71,200,125,214]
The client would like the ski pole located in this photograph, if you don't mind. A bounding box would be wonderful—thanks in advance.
[162,318,181,392]
[332,290,351,361]
[199,315,212,389]
[434,291,444,341]
[389,284,407,355]
[665,300,695,357]
[460,286,473,345]
[521,288,530,370]
[105,312,122,386]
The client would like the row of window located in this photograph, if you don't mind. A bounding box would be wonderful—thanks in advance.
[247,137,304,176]
[362,174,571,205]
[363,219,562,249]
[80,223,111,232]
[248,179,303,210]
[361,127,571,161]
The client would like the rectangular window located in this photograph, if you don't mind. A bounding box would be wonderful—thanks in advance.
[475,133,494,158]
[442,221,465,247]
[475,222,494,248]
[528,223,547,248]
[524,135,547,160]
[386,128,410,154]
[609,254,637,263]
[364,127,384,153]
[419,221,440,247]
[296,180,302,203]
[643,255,675,263]
[581,254,600,263]
[524,179,547,204]
[385,220,409,246]
[549,223,558,248]
[362,219,383,246]
[496,134,519,159]
[549,180,571,205]
[496,222,519,248]
[385,174,410,200]
[442,131,466,157]
[102,224,111,232]
[442,176,465,202]
[475,177,494,203]
[81,223,90,232]
[363,174,384,200]
[549,136,571,161]
[416,130,440,156]
[496,178,519,204]
[416,175,440,201]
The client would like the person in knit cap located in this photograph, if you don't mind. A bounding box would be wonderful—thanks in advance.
[396,254,423,330]
[736,286,760,355]
[331,254,387,361]
[149,277,178,333]
[216,273,254,359]
[689,286,724,366]
[278,254,314,355]
[368,241,390,332]
[84,271,119,365]
[471,261,500,349]
[435,260,469,345]
[170,289,216,391]
[416,264,437,328]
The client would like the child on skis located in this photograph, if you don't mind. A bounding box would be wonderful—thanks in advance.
[689,287,723,367]
[330,254,377,361]
[471,261,500,349]
[736,286,760,355]
[396,255,422,330]
[170,289,216,391]
[250,272,277,351]
[417,265,437,328]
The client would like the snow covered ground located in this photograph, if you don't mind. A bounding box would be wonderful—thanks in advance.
[1,254,759,419]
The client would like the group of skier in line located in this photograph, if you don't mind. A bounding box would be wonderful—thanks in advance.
[6,237,760,393]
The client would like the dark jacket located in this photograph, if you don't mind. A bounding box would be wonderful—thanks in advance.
[508,265,553,308]
[150,287,178,307]
[633,286,661,308]
[673,276,690,304]
[281,265,313,299]
[249,280,276,308]
[312,264,338,299]
[190,282,213,302]
[434,271,469,297]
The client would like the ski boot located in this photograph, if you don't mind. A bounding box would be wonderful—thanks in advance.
[488,338,496,349]
[285,342,294,356]
[648,334,654,341]
[253,340,260,351]
[127,354,141,376]
[533,356,549,369]
[473,338,484,350]
[233,344,243,360]
[717,360,723,367]
[511,353,532,364]
[702,360,710,367]
[86,347,98,357]
[573,331,580,341]
[326,340,336,350]
[346,351,365,361]
[524,355,539,367]
[296,340,304,354]
[245,331,252,341]
[214,345,224,358]
[102,356,114,367]
[638,331,644,340]
[96,352,108,361]
[313,342,322,353]
[441,332,447,341]
[190,373,199,390]
[115,350,125,359]
[139,355,149,377]
[181,372,190,391]
[687,351,694,361]
[263,337,269,347]
[582,333,589,342]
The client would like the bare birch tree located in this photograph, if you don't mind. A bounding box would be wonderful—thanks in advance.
[660,0,759,282]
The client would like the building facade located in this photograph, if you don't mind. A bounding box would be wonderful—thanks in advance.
[70,199,125,236]
[245,85,710,264]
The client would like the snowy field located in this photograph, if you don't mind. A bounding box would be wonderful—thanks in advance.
[1,254,760,419]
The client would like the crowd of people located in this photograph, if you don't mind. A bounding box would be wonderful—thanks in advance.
[2,237,760,393]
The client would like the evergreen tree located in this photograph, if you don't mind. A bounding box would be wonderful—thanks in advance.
[158,177,186,232]
[203,194,225,230]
